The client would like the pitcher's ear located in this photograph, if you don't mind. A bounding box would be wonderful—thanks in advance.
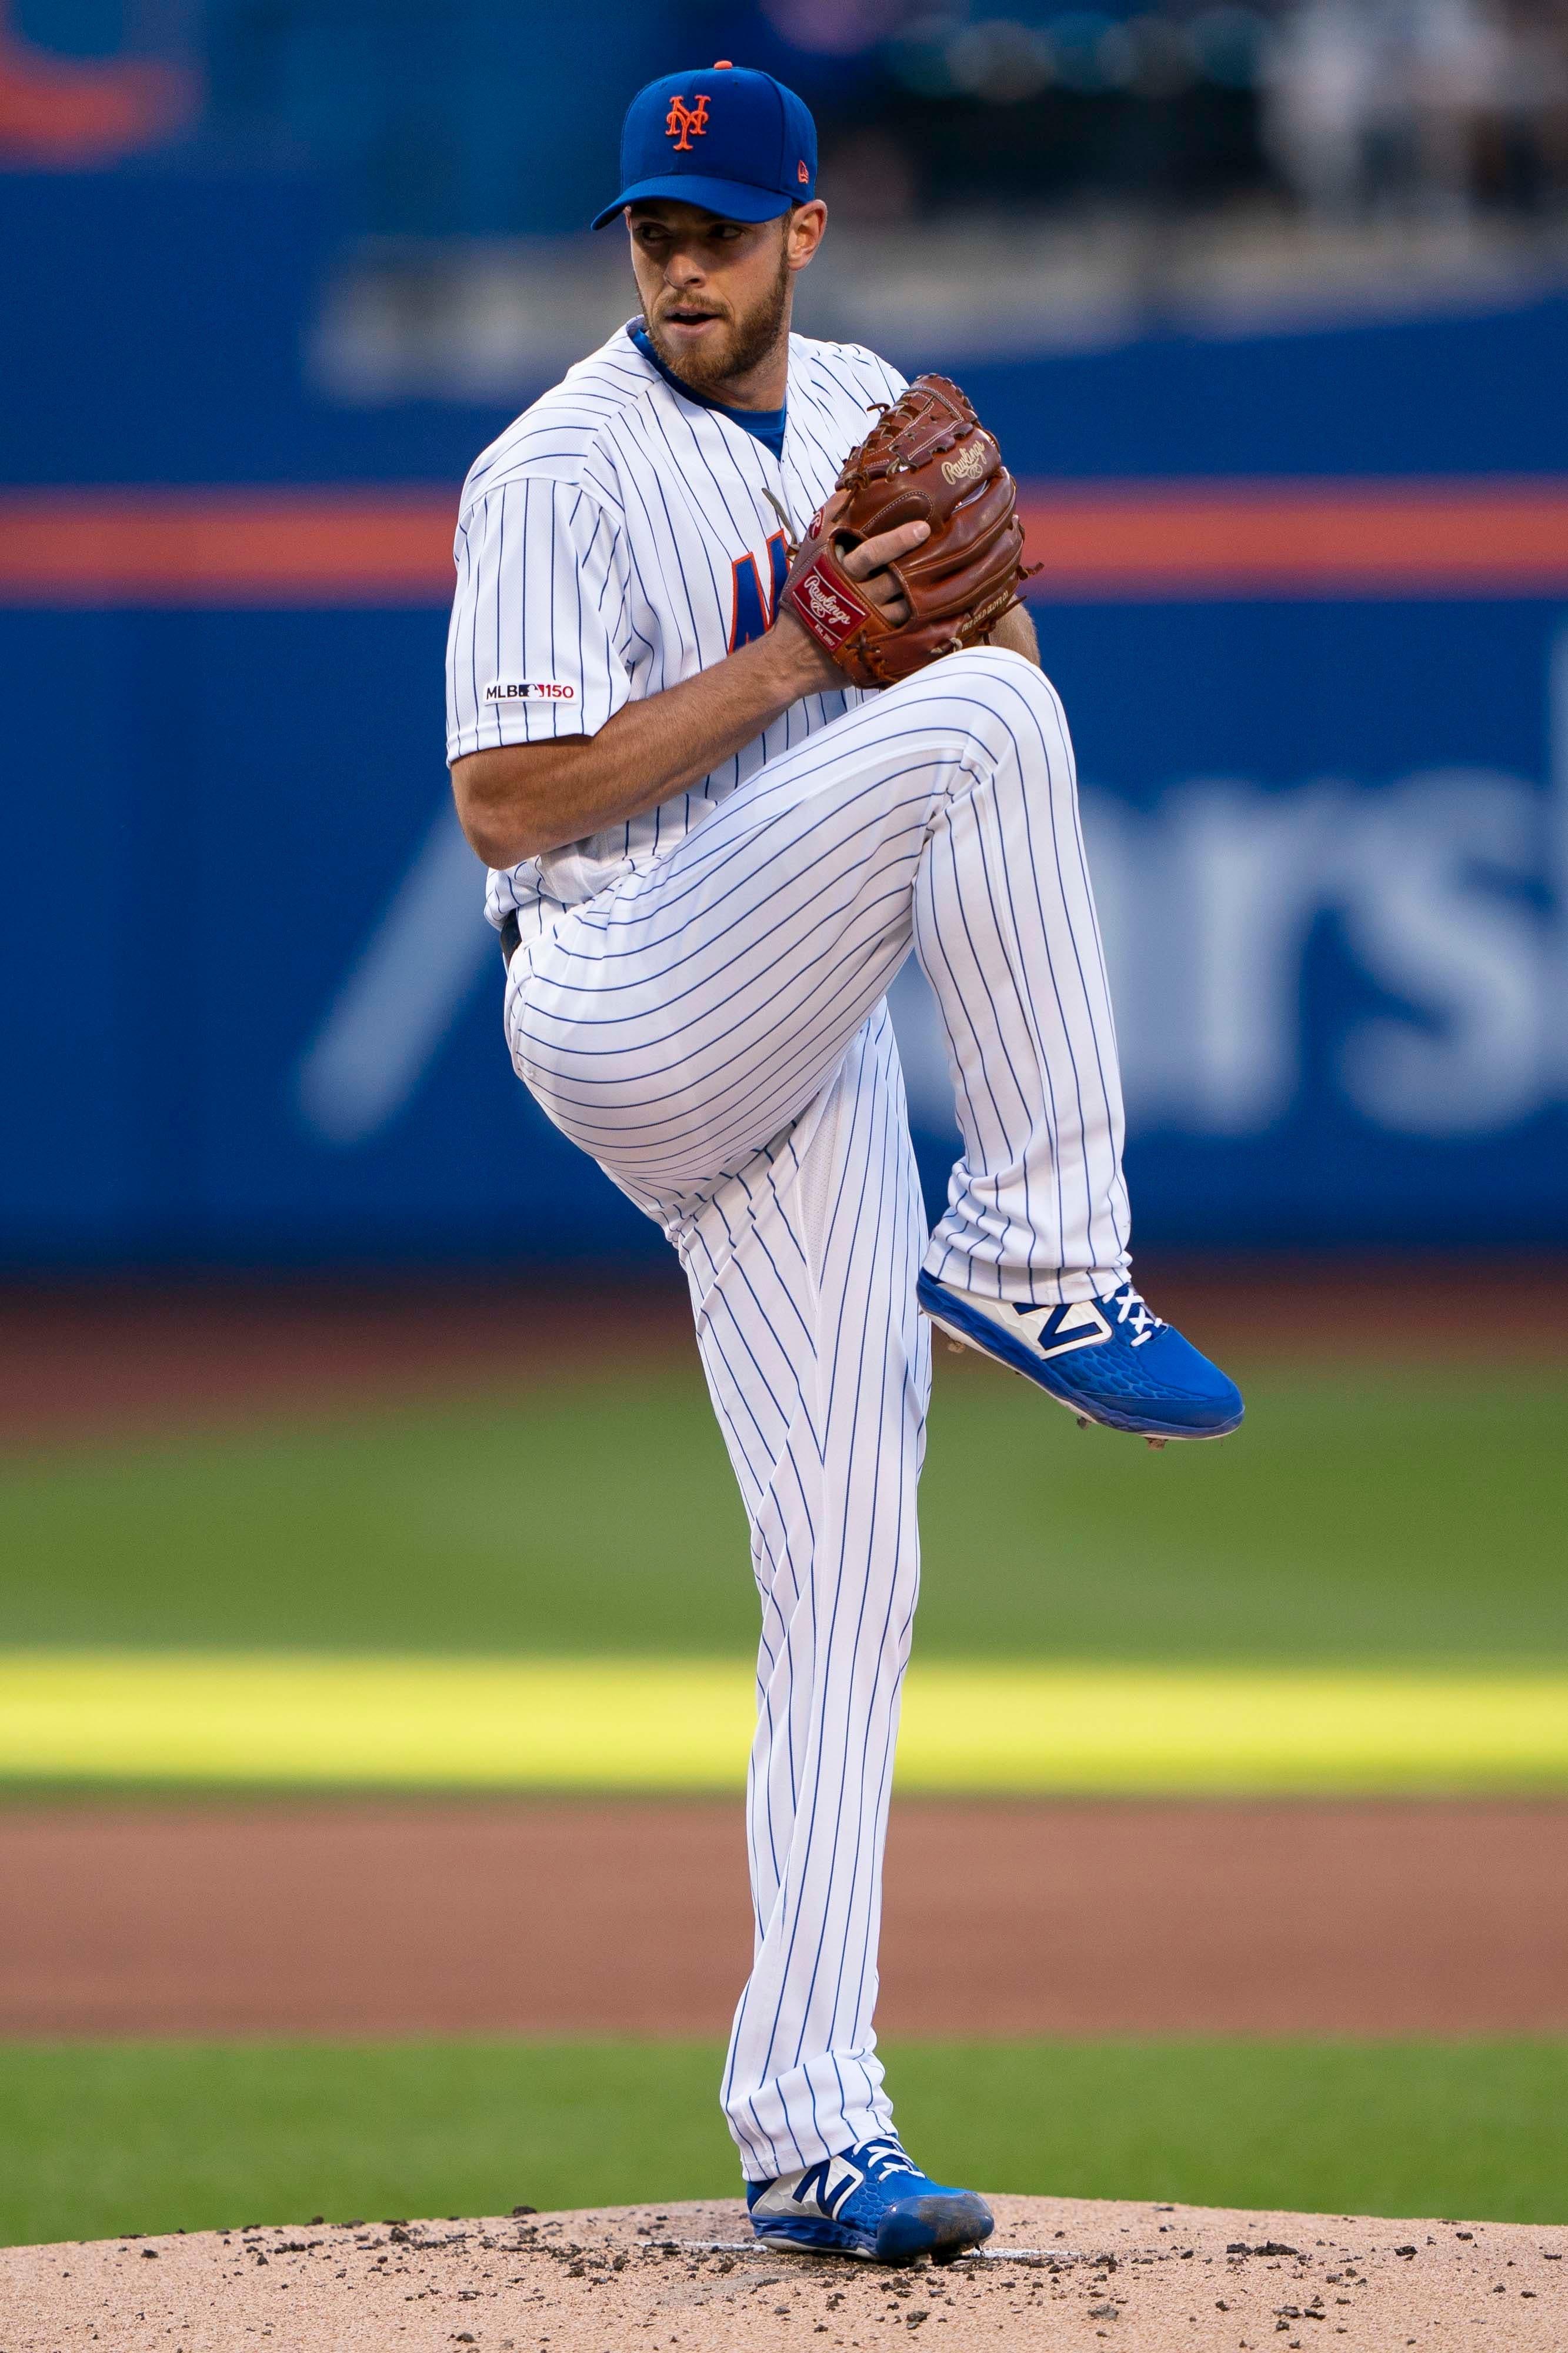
[786,198,828,268]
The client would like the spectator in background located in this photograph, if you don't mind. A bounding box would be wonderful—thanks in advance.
[1263,0,1388,216]
[1410,0,1514,215]
[1264,0,1568,221]
[1476,0,1568,208]
[168,0,1568,238]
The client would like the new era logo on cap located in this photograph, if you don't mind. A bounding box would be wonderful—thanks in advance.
[592,61,817,229]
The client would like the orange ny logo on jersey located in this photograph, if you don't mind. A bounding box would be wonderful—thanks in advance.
[665,92,709,151]
[729,532,790,652]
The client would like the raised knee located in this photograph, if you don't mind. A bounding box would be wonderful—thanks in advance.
[941,643,1056,700]
[910,646,1066,764]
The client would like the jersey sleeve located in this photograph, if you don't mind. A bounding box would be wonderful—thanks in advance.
[445,476,630,761]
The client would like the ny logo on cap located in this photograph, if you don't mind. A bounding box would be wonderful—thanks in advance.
[665,92,709,151]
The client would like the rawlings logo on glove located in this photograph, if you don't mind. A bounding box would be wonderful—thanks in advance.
[796,569,870,646]
[940,441,989,486]
[783,375,1037,690]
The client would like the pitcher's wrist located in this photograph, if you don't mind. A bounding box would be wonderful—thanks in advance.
[762,604,842,699]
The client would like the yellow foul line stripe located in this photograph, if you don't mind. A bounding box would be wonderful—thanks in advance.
[1,1655,1564,1792]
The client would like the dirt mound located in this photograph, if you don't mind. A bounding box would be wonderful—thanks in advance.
[2,2194,1561,2350]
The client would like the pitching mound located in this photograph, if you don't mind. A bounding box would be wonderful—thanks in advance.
[3,2195,1563,2351]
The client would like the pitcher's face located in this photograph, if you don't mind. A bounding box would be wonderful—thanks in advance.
[627,198,824,396]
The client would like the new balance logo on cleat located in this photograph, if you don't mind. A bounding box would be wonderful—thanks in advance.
[916,1269,1245,1443]
[975,1285,1164,1360]
[748,2137,992,2265]
[751,2147,921,2229]
[791,2152,872,2219]
[1000,1296,1113,1358]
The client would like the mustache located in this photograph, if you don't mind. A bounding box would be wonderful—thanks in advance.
[657,295,730,322]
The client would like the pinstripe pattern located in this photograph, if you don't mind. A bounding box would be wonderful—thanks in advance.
[688,1007,927,2175]
[445,324,905,935]
[504,648,1129,2177]
[453,336,1131,2183]
[509,652,1129,1303]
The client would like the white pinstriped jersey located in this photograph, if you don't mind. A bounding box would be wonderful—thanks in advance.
[448,312,1133,2192]
[444,323,906,938]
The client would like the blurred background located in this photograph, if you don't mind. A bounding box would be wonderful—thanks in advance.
[3,0,1567,1254]
[1,0,1566,2262]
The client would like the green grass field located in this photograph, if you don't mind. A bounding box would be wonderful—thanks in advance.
[2,1358,1563,1667]
[5,1355,1562,2249]
[2,2038,1563,2248]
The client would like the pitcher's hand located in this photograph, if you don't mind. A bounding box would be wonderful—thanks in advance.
[769,491,931,695]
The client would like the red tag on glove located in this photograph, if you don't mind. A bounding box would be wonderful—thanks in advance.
[786,554,873,655]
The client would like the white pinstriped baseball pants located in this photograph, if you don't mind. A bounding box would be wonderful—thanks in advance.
[505,648,1130,2179]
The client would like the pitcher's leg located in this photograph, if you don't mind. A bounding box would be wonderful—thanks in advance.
[512,650,1129,1290]
[906,663,1243,1438]
[907,654,1130,1302]
[678,1011,929,2178]
[513,648,1237,1439]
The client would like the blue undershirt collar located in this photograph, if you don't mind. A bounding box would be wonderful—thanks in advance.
[629,322,787,461]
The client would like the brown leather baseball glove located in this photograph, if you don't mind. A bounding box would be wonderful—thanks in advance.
[782,374,1036,689]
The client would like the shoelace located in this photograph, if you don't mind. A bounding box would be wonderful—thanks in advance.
[1107,1283,1165,1348]
[858,2137,922,2184]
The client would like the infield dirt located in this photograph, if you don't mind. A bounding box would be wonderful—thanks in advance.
[4,1795,1566,2036]
[3,2195,1563,2351]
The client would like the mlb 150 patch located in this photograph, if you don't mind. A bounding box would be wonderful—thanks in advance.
[482,679,577,702]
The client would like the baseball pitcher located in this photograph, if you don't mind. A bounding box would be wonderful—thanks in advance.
[446,61,1243,2266]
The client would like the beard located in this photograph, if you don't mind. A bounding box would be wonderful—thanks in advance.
[640,241,792,399]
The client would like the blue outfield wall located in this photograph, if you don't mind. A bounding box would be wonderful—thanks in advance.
[2,172,1566,1264]
[6,174,1568,489]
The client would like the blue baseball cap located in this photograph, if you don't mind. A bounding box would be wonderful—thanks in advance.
[590,62,818,231]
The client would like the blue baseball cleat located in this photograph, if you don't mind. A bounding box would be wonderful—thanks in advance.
[746,2135,994,2265]
[917,1269,1244,1444]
